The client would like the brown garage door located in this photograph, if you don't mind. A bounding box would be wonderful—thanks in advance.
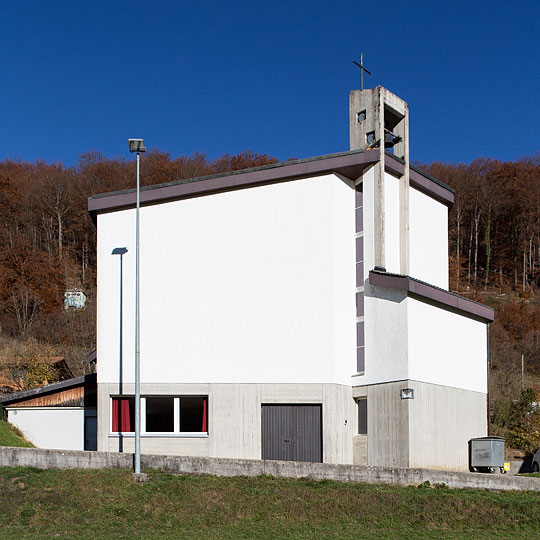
[261,404,322,463]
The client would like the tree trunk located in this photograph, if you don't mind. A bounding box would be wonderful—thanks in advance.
[456,208,461,291]
[474,212,480,288]
[57,210,63,258]
[523,250,527,291]
[468,224,473,285]
[484,206,491,289]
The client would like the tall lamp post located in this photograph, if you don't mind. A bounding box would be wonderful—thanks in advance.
[128,138,146,475]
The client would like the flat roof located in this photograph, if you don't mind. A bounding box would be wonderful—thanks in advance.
[88,149,454,217]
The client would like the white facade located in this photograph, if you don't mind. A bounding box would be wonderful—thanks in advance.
[97,174,357,387]
[7,408,85,450]
[91,106,492,470]
[362,168,449,288]
[409,186,449,289]
[358,290,487,393]
[383,172,401,275]
[407,297,487,393]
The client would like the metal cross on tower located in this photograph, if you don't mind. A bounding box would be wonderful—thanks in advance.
[352,53,371,90]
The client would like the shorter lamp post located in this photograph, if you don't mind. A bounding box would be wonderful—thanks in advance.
[112,247,128,451]
[128,138,146,475]
[112,247,128,391]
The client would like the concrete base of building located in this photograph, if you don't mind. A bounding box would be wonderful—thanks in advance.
[352,379,487,471]
[98,382,357,464]
[98,379,487,472]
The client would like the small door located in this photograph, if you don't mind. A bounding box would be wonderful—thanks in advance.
[261,404,322,463]
[84,411,97,451]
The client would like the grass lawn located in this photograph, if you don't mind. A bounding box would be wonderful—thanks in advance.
[0,421,33,447]
[1,468,540,539]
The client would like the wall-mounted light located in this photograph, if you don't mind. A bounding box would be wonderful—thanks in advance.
[400,388,415,400]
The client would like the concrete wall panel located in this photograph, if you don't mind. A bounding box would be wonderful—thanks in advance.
[322,384,355,464]
[353,435,367,465]
[98,382,355,463]
[209,384,261,459]
[407,380,487,471]
[367,381,409,467]
[106,436,209,456]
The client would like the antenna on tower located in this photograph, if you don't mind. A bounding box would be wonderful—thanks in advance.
[352,53,371,90]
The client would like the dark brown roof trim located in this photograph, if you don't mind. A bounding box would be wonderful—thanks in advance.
[384,153,455,207]
[369,270,494,322]
[88,149,380,217]
[88,349,97,364]
[88,149,455,217]
[0,373,96,405]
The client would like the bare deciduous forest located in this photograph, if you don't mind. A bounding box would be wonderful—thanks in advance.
[0,150,278,381]
[1,149,540,447]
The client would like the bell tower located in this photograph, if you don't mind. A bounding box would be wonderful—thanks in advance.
[349,86,410,274]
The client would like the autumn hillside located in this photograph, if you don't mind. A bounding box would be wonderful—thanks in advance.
[0,150,278,383]
[1,149,540,449]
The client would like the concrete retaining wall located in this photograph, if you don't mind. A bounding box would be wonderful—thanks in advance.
[1,446,539,492]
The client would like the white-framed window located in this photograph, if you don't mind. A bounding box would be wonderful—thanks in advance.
[110,395,208,436]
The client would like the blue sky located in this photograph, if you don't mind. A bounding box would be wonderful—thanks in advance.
[1,0,539,166]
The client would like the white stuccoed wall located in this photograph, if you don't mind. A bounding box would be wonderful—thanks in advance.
[407,298,487,393]
[409,186,449,289]
[356,289,487,393]
[354,166,482,392]
[7,408,85,450]
[361,166,375,281]
[360,284,409,386]
[364,170,448,287]
[97,174,357,386]
[383,172,401,275]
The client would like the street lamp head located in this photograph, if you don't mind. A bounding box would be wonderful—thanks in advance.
[112,247,128,256]
[128,139,146,153]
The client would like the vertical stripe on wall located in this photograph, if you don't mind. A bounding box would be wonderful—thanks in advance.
[355,184,365,374]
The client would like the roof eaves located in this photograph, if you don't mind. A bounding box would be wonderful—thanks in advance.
[90,148,370,201]
[369,270,494,322]
[88,149,379,216]
[87,148,456,216]
[384,153,454,207]
[0,373,96,405]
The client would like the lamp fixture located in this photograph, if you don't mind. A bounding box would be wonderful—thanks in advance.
[128,138,146,153]
[400,388,415,400]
